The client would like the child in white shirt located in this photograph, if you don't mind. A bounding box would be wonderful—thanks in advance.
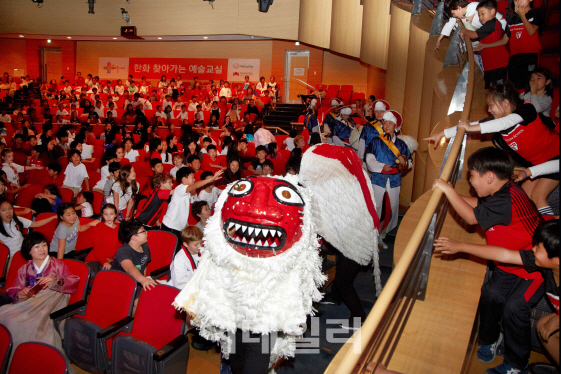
[169,225,203,290]
[1,148,42,188]
[75,191,94,218]
[62,149,89,197]
[161,167,222,238]
[197,171,222,207]
[170,153,185,180]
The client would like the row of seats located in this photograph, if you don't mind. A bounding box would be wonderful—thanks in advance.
[0,257,188,373]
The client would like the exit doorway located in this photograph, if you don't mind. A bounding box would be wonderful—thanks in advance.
[284,50,310,104]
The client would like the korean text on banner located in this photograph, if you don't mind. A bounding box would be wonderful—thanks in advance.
[99,57,130,79]
[128,58,228,81]
[227,59,260,81]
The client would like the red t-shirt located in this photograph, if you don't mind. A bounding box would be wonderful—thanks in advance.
[260,96,272,105]
[507,9,542,55]
[476,18,509,71]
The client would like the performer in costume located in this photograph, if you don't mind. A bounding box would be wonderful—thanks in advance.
[358,100,390,161]
[324,107,357,147]
[173,144,381,374]
[300,145,382,326]
[365,111,413,249]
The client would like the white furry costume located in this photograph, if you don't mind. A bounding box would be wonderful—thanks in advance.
[173,145,381,367]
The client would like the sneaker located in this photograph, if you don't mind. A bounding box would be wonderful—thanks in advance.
[527,362,559,374]
[477,333,503,363]
[485,362,528,374]
[378,240,388,250]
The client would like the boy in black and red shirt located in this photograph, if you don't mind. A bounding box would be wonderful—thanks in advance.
[433,147,544,374]
[434,219,559,369]
[135,173,173,227]
[462,0,510,89]
[505,0,542,89]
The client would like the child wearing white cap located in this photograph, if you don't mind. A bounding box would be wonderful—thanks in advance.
[365,110,412,248]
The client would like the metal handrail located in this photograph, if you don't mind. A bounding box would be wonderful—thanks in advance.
[330,25,475,374]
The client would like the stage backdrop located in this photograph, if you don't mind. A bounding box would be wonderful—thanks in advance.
[100,57,261,82]
[99,57,130,79]
[128,58,229,81]
[226,59,261,82]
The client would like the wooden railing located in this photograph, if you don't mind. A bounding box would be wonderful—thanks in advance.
[328,28,475,374]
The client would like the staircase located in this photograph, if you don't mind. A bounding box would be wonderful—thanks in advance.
[263,103,303,133]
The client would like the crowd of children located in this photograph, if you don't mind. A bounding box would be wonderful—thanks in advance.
[0,1,557,368]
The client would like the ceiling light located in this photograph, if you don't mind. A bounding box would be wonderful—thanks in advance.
[295,42,300,45]
[157,37,162,40]
[67,36,72,39]
[113,37,118,40]
[203,36,208,39]
[19,35,24,38]
[47,39,51,43]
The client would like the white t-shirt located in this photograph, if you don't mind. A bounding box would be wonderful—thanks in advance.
[112,181,140,211]
[162,184,191,231]
[1,217,32,256]
[160,152,173,165]
[63,163,89,190]
[254,128,276,147]
[198,187,221,207]
[169,248,200,290]
[124,149,139,163]
[81,143,94,159]
[94,165,110,191]
[283,137,295,151]
[0,114,11,123]
[79,202,94,218]
[170,165,183,179]
[2,163,24,186]
[219,87,232,98]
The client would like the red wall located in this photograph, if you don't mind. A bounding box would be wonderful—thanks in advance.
[24,39,76,81]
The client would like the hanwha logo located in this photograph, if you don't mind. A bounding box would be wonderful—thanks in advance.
[233,63,240,69]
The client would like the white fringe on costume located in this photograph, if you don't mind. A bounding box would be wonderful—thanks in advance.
[298,146,382,296]
[173,174,326,366]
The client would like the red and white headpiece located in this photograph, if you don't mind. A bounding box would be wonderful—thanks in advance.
[383,110,403,132]
[373,99,390,112]
[299,144,382,295]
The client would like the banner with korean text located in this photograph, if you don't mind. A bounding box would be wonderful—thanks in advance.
[226,59,260,82]
[99,57,130,79]
[128,58,228,81]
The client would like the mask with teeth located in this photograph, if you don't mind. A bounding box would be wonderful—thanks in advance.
[221,176,304,258]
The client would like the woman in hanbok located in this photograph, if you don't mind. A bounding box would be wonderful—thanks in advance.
[0,231,79,352]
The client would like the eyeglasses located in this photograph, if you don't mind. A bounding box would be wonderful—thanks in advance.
[134,230,147,236]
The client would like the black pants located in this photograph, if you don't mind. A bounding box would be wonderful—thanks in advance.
[332,249,366,322]
[507,53,538,90]
[229,330,271,374]
[479,268,545,369]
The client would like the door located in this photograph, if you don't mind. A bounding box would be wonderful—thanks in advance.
[284,50,309,104]
[40,47,62,84]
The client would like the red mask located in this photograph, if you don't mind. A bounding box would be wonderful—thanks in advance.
[221,176,304,258]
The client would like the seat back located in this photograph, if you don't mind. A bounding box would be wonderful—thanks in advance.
[14,184,44,209]
[340,85,353,92]
[84,270,137,328]
[270,159,286,175]
[145,231,177,276]
[4,252,26,292]
[131,285,185,349]
[92,191,104,215]
[0,245,9,281]
[131,161,152,178]
[62,259,90,305]
[59,188,74,203]
[0,324,12,374]
[75,218,96,252]
[327,85,340,92]
[32,213,58,243]
[8,342,67,374]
